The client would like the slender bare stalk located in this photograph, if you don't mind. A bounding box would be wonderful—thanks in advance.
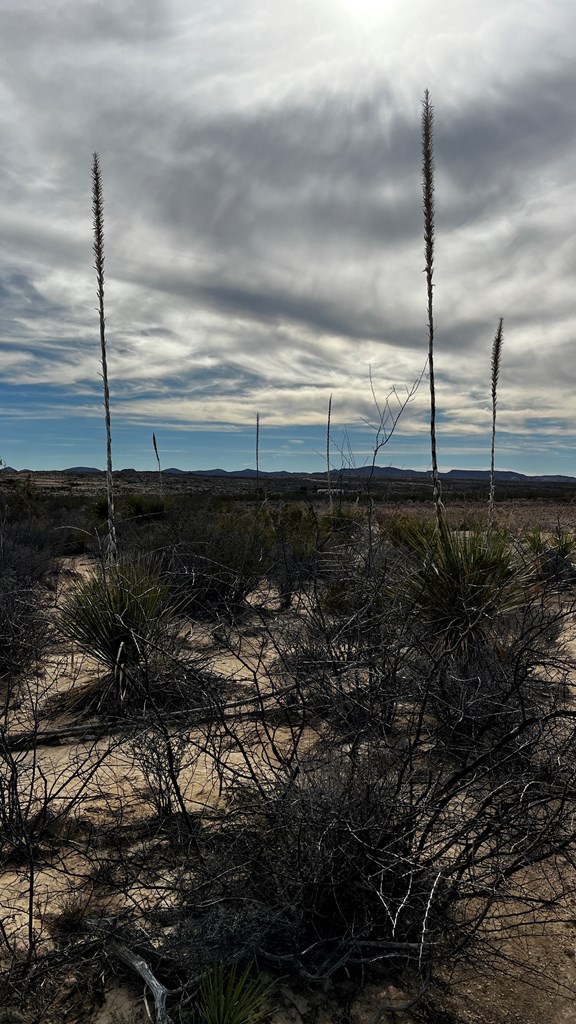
[152,431,163,496]
[92,152,117,562]
[488,317,504,529]
[326,393,333,513]
[422,90,444,532]
[255,411,260,494]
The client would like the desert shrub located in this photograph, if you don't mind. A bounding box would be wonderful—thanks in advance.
[0,764,54,866]
[377,523,572,757]
[171,701,576,988]
[175,745,428,976]
[272,561,411,738]
[166,551,257,619]
[0,583,48,686]
[125,720,216,853]
[0,512,54,683]
[282,573,567,760]
[122,493,171,522]
[383,513,437,552]
[0,509,58,584]
[411,616,569,764]
[55,559,190,711]
[536,548,576,589]
[86,492,110,526]
[258,504,322,607]
[261,504,366,609]
[162,510,270,619]
[318,530,389,616]
[83,493,173,560]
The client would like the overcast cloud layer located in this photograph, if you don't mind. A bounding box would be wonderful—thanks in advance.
[1,0,576,472]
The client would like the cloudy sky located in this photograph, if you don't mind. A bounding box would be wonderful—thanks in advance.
[1,0,575,474]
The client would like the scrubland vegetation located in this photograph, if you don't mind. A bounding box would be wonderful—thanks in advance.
[1,482,576,1023]
[2,93,576,1024]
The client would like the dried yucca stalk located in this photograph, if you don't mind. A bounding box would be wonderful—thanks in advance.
[256,410,260,494]
[92,152,117,562]
[326,392,333,512]
[421,90,444,532]
[488,317,504,529]
[152,431,163,496]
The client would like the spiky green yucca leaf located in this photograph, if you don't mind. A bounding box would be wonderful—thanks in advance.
[57,561,177,679]
[198,963,274,1024]
[402,526,525,655]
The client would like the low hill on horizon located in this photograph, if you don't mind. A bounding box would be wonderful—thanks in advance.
[3,465,575,485]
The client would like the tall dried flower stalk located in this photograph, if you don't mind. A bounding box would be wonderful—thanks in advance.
[326,393,333,513]
[255,411,260,494]
[422,90,444,532]
[488,317,504,529]
[152,431,163,496]
[92,152,117,562]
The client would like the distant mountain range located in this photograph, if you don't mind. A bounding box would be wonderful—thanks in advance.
[162,466,576,484]
[3,465,576,484]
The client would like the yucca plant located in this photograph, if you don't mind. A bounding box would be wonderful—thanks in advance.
[401,525,526,656]
[198,963,274,1024]
[56,560,181,707]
